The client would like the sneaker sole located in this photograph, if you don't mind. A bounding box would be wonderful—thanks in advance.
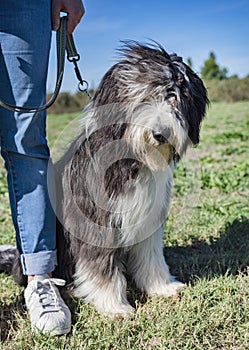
[32,324,71,336]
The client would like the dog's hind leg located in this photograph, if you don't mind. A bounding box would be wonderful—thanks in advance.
[127,226,185,297]
[73,249,134,318]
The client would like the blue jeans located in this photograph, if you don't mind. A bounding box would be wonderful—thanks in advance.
[0,0,57,275]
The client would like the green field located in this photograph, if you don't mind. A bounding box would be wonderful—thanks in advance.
[0,102,249,349]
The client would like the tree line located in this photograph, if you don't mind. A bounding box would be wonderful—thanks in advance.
[198,52,249,102]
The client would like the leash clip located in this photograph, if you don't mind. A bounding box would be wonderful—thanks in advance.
[66,33,91,99]
[67,54,80,62]
[71,59,84,85]
[78,80,92,99]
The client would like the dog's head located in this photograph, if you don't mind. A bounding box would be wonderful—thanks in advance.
[89,41,209,170]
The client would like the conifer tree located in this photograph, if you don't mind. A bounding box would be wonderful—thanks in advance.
[201,52,228,80]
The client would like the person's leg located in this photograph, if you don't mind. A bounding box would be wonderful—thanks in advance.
[0,0,71,334]
[0,0,56,276]
[1,151,57,275]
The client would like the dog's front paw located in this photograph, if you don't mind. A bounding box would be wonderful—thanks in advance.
[99,303,135,319]
[148,280,185,298]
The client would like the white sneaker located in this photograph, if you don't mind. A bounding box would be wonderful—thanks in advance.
[24,274,71,335]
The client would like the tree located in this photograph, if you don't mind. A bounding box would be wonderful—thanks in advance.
[186,57,193,68]
[201,52,228,80]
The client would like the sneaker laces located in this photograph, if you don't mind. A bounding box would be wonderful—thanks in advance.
[34,278,66,316]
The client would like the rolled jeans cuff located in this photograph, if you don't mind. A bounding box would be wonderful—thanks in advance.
[20,249,57,275]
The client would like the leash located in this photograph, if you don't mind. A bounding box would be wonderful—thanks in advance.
[0,16,91,113]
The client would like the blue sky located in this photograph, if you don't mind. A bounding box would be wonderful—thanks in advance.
[47,0,249,93]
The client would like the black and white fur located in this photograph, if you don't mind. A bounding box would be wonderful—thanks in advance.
[0,42,209,317]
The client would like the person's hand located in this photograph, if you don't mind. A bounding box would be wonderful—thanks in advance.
[52,0,85,34]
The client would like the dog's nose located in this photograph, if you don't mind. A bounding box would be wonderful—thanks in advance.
[152,128,170,144]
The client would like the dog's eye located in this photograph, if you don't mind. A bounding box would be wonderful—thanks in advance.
[165,91,176,101]
[165,93,177,108]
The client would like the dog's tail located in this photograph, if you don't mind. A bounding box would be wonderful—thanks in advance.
[0,245,17,272]
[0,245,28,286]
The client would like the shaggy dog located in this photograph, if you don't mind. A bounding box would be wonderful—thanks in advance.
[0,42,209,317]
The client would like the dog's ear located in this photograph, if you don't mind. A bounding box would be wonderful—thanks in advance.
[171,55,209,146]
[184,67,209,146]
[92,65,121,106]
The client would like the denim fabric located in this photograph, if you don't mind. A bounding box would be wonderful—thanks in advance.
[0,0,57,275]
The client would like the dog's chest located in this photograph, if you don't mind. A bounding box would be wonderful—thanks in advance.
[109,165,173,246]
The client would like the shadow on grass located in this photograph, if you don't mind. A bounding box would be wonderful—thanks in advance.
[164,216,249,283]
[0,294,25,343]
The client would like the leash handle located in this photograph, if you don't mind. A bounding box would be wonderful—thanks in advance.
[0,16,83,113]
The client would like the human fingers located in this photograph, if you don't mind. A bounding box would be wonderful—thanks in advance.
[51,0,85,33]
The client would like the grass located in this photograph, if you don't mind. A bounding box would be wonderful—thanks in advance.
[0,102,249,349]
